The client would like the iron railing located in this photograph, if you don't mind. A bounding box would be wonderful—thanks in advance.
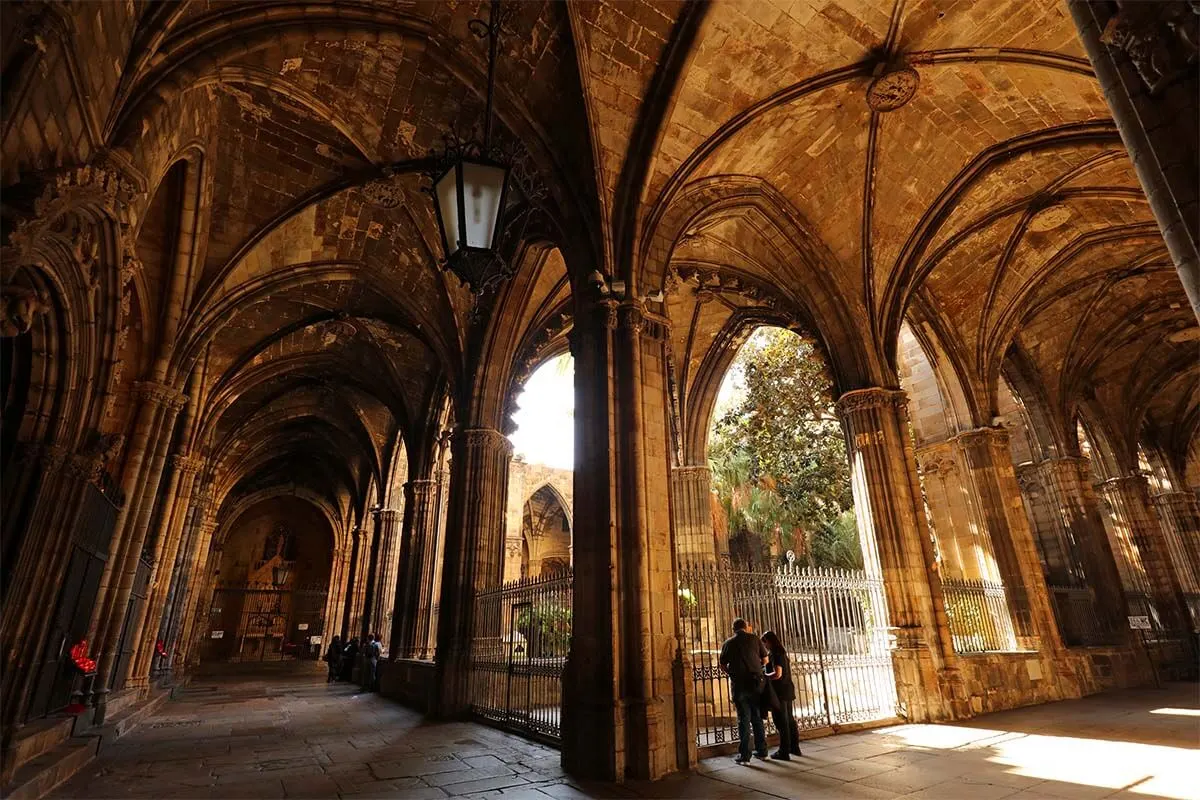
[941,578,1019,653]
[1048,584,1117,646]
[470,571,571,743]
[679,564,898,750]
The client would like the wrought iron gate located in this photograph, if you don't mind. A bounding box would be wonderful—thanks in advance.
[201,584,329,663]
[679,563,899,749]
[470,571,571,743]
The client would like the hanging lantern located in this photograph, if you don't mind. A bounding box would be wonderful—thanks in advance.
[423,0,526,296]
[430,155,511,293]
[272,564,290,587]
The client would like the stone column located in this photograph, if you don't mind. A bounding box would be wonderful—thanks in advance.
[917,441,993,582]
[956,427,1062,649]
[1068,0,1199,318]
[1100,476,1191,632]
[433,429,512,716]
[1024,459,1129,635]
[340,528,361,639]
[87,384,175,646]
[324,543,352,648]
[427,463,451,658]
[174,507,219,670]
[835,388,961,722]
[393,480,439,659]
[124,453,204,688]
[94,382,186,722]
[670,465,721,567]
[359,517,382,642]
[1151,491,1200,598]
[371,508,402,655]
[561,299,691,781]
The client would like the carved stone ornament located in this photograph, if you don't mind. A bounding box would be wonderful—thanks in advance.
[66,432,123,483]
[1101,1,1199,93]
[957,426,1009,451]
[457,427,512,454]
[134,380,186,409]
[834,387,908,416]
[360,171,405,209]
[0,286,50,337]
[866,66,920,112]
[171,453,205,476]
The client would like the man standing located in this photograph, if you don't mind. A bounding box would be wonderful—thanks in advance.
[362,633,382,691]
[719,618,768,764]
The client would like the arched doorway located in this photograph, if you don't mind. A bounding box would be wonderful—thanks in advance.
[678,325,897,747]
[519,484,572,579]
[202,498,334,663]
[471,352,575,742]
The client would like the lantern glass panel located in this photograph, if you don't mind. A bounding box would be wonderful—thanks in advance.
[435,167,461,256]
[461,161,507,249]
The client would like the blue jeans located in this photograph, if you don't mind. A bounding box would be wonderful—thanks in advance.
[733,684,766,759]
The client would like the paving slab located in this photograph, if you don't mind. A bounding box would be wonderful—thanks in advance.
[48,673,1199,800]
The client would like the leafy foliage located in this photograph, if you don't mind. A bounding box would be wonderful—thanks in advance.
[708,328,861,568]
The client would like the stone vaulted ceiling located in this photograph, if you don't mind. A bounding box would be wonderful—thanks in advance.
[3,0,1195,513]
[580,0,1197,471]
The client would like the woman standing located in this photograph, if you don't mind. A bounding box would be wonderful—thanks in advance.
[324,635,343,683]
[762,630,802,759]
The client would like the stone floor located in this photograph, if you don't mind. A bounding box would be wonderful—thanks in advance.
[52,671,1199,800]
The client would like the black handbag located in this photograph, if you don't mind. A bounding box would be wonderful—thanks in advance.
[760,672,781,716]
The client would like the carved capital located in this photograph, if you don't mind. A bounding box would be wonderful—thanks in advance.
[955,426,1010,452]
[1100,1,1199,93]
[405,478,438,504]
[454,427,513,456]
[171,453,205,476]
[134,380,186,409]
[1101,473,1151,495]
[618,301,645,335]
[834,387,908,418]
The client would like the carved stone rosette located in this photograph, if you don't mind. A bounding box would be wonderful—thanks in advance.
[866,65,920,111]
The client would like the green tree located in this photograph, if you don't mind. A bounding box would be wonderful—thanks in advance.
[708,327,860,567]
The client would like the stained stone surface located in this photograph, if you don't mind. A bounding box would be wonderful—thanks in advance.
[52,674,1198,800]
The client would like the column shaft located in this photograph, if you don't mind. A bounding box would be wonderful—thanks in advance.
[561,300,689,781]
[433,429,511,715]
[1027,459,1129,636]
[94,384,185,721]
[835,388,960,722]
[371,509,402,655]
[340,530,361,639]
[670,466,720,567]
[1152,491,1200,596]
[176,513,219,669]
[124,454,202,687]
[956,428,1061,649]
[1101,476,1190,632]
[393,481,438,660]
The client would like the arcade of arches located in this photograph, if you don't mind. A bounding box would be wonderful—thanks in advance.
[1,0,1198,787]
